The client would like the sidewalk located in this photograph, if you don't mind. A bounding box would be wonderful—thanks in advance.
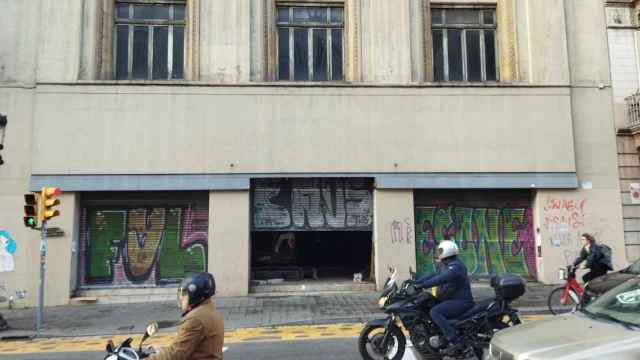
[0,282,555,339]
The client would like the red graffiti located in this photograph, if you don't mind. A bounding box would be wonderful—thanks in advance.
[543,197,587,230]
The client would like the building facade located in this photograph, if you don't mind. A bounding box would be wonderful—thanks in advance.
[0,0,628,306]
[606,0,640,262]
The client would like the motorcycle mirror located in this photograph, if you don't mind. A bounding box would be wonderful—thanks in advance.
[146,322,159,337]
[106,340,114,353]
[139,322,159,349]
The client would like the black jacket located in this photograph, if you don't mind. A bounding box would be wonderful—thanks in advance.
[573,244,612,270]
[416,257,474,303]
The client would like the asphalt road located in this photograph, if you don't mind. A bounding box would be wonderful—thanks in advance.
[1,339,369,360]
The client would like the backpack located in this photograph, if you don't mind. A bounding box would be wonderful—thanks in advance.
[598,244,613,270]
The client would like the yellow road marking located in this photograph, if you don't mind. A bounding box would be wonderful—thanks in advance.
[0,315,548,354]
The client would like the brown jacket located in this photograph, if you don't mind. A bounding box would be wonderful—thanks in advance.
[150,300,224,360]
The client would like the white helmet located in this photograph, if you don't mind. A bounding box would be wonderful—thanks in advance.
[437,240,459,260]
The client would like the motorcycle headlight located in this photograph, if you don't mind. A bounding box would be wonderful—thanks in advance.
[378,296,388,308]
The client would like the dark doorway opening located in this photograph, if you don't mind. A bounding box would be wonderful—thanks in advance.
[250,231,373,282]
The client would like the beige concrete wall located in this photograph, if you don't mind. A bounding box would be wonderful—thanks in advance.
[36,0,83,83]
[42,192,79,306]
[535,188,627,284]
[373,189,416,290]
[30,85,576,175]
[0,88,37,307]
[199,0,252,83]
[0,1,40,84]
[534,1,626,283]
[514,0,571,84]
[565,0,611,86]
[360,0,413,83]
[208,190,250,296]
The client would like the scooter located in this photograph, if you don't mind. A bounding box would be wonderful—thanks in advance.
[104,322,158,360]
[104,322,230,359]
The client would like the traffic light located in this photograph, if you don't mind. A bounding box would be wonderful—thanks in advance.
[40,187,61,222]
[23,193,39,229]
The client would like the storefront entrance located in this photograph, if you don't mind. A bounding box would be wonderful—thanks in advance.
[251,178,374,291]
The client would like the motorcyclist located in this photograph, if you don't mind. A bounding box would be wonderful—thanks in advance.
[148,272,224,360]
[573,233,612,283]
[415,240,474,355]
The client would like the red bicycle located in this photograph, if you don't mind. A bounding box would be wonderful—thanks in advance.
[547,265,584,315]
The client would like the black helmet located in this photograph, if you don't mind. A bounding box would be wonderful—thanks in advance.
[178,272,216,310]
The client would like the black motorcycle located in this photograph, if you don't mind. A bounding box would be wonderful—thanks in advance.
[358,267,525,360]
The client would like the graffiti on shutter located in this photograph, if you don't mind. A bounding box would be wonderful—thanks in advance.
[414,191,536,278]
[79,205,208,287]
[252,178,373,231]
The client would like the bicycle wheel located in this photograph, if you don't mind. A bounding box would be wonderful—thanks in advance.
[547,287,578,315]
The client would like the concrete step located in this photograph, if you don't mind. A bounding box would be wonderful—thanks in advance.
[251,280,376,294]
[73,287,177,305]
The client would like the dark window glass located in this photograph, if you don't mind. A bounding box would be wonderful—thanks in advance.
[294,29,309,81]
[115,25,129,79]
[431,9,443,25]
[331,8,343,23]
[294,7,326,23]
[116,3,129,19]
[278,28,290,80]
[466,30,481,81]
[277,7,289,23]
[134,5,170,20]
[447,30,463,81]
[432,30,444,81]
[174,5,185,21]
[331,29,343,80]
[445,9,480,25]
[132,26,149,79]
[483,10,494,25]
[153,27,168,79]
[485,30,496,81]
[173,26,184,79]
[313,29,328,81]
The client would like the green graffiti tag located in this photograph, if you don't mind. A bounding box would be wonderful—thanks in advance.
[415,206,535,277]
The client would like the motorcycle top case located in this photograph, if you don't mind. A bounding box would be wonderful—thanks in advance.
[491,274,525,300]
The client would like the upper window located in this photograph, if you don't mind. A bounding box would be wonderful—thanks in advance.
[276,6,344,81]
[114,1,185,80]
[431,7,498,82]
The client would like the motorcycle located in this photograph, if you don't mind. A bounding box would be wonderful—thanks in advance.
[358,267,525,360]
[104,322,158,360]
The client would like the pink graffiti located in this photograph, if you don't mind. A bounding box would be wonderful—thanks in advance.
[181,208,208,248]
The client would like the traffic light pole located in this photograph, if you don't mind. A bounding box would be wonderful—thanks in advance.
[36,221,47,337]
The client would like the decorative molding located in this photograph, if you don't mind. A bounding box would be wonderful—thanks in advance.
[423,0,433,81]
[186,0,200,80]
[497,0,518,81]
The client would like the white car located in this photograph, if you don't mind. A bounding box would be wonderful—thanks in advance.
[487,276,640,360]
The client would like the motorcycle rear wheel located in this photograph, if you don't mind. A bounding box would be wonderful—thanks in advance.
[358,324,406,360]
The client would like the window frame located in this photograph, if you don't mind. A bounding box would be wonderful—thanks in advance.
[275,4,345,81]
[430,5,499,82]
[113,0,186,80]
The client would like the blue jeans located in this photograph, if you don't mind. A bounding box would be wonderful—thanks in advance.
[430,300,474,341]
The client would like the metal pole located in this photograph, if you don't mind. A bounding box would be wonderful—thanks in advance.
[36,221,47,337]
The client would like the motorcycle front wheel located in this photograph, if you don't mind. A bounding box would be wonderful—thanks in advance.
[358,324,406,360]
